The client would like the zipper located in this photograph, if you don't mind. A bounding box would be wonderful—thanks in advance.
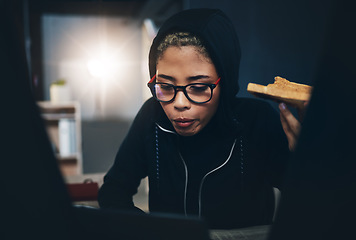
[198,139,237,217]
[178,151,189,216]
[155,123,238,218]
[156,124,189,216]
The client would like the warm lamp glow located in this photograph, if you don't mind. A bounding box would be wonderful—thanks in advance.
[87,56,116,79]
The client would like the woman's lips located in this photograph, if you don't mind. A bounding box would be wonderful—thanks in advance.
[173,118,195,128]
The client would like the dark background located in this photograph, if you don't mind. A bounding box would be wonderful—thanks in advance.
[25,0,332,173]
[29,0,332,99]
[191,0,332,98]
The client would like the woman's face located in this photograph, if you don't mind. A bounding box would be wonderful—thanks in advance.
[156,46,220,136]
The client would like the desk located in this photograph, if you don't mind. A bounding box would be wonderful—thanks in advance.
[64,173,149,211]
[210,225,270,240]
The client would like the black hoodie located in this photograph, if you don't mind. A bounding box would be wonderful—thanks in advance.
[98,8,289,229]
[149,8,242,134]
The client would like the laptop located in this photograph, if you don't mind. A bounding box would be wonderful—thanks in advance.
[71,207,211,240]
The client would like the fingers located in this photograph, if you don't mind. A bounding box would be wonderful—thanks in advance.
[279,103,301,151]
[280,111,297,151]
[279,103,301,135]
[297,101,309,121]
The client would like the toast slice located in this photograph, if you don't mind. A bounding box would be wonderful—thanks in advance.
[247,76,313,108]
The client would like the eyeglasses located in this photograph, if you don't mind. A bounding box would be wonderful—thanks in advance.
[147,74,221,104]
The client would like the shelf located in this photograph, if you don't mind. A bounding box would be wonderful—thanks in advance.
[41,113,76,121]
[37,101,82,176]
[37,101,77,111]
[56,154,79,162]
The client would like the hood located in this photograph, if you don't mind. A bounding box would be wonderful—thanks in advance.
[148,8,242,135]
[149,8,241,101]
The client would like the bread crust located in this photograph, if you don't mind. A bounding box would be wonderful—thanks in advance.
[247,76,313,108]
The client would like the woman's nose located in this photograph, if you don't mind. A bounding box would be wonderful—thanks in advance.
[174,91,191,110]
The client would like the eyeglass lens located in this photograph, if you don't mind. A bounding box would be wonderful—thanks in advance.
[154,83,212,103]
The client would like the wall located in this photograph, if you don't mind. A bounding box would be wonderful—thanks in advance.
[189,0,332,100]
[41,0,332,174]
[42,14,146,120]
[41,14,151,173]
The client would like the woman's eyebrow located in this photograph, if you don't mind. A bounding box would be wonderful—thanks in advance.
[157,74,211,82]
[157,74,175,81]
[188,75,210,81]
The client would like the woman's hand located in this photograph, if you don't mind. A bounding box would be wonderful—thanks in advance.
[279,102,308,151]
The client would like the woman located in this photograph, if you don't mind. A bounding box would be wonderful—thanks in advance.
[98,8,293,229]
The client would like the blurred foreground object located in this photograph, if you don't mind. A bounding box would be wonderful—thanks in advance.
[268,0,356,240]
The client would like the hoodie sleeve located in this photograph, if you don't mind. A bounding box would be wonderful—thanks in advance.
[262,101,290,189]
[97,99,155,212]
[236,98,290,190]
